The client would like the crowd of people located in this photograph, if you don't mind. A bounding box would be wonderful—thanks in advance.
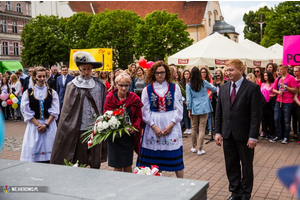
[2,51,300,199]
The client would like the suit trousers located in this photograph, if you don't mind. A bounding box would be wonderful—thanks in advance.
[191,113,208,150]
[223,134,254,199]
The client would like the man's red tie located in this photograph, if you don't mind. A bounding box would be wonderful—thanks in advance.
[231,82,236,104]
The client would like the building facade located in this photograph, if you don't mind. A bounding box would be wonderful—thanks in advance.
[0,1,31,62]
[31,1,75,18]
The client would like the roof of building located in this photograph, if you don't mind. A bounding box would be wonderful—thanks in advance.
[68,1,208,25]
[212,18,239,35]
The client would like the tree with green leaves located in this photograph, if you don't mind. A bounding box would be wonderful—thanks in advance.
[243,6,271,44]
[87,9,142,69]
[21,15,68,67]
[261,1,300,47]
[134,10,193,62]
[64,12,94,53]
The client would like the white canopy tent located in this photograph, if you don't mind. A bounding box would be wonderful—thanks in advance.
[168,32,269,69]
[268,43,283,57]
[239,39,282,64]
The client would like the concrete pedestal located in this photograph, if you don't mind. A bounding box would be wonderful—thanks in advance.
[0,159,209,200]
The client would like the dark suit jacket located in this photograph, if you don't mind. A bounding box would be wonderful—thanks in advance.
[23,76,31,92]
[215,78,262,141]
[57,74,74,105]
[47,77,56,91]
[51,73,61,91]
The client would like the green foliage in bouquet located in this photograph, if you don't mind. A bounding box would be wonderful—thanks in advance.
[64,159,87,168]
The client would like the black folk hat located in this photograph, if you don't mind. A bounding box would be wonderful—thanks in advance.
[73,51,103,69]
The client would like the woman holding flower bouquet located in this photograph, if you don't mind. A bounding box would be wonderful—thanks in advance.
[104,72,143,172]
[137,61,184,178]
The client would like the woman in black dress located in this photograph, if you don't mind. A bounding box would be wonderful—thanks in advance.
[103,72,143,172]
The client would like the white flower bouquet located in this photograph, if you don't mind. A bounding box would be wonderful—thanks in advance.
[133,165,162,176]
[81,105,138,148]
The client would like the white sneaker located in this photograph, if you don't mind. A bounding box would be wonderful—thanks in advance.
[187,129,192,134]
[191,148,197,153]
[208,131,211,136]
[197,150,205,156]
[183,129,188,134]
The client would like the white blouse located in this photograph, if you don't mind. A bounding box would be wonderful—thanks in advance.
[21,85,60,123]
[11,81,22,96]
[141,81,183,126]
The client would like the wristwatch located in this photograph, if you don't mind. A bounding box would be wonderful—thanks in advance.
[45,123,49,129]
[284,85,287,89]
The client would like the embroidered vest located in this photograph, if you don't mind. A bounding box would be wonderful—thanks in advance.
[28,88,53,120]
[147,83,175,112]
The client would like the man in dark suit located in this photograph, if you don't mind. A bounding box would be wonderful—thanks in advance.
[46,68,56,90]
[215,59,261,200]
[50,65,61,91]
[56,65,74,111]
[23,67,34,92]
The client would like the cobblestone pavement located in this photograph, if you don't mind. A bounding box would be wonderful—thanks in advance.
[1,120,299,200]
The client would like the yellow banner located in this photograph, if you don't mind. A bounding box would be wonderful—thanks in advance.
[69,48,113,71]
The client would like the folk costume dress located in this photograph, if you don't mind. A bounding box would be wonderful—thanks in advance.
[20,85,59,162]
[137,81,184,172]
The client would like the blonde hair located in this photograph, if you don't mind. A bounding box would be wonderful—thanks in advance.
[10,74,19,84]
[115,72,131,85]
[246,73,256,83]
[214,68,225,85]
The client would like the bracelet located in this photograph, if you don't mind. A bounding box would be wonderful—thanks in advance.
[36,123,40,126]
[45,123,49,129]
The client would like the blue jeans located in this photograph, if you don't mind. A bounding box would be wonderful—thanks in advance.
[274,102,293,139]
[207,112,212,131]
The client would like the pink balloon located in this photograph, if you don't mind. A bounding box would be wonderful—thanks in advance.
[0,93,8,101]
[146,61,154,69]
[138,58,147,69]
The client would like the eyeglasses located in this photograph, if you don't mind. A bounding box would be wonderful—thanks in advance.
[294,71,300,73]
[118,84,130,88]
[254,71,260,73]
[215,74,220,77]
[201,72,207,74]
[29,71,33,72]
[155,71,166,75]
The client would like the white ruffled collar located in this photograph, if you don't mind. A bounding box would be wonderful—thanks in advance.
[72,75,95,89]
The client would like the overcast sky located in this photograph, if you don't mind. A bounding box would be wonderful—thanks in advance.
[219,1,283,42]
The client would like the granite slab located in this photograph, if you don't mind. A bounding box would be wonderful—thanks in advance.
[0,159,208,200]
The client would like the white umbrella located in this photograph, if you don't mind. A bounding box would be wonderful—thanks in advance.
[239,39,282,64]
[168,32,269,68]
[268,43,283,57]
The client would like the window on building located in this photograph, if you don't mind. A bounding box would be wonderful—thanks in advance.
[5,1,11,11]
[2,42,9,55]
[16,3,22,13]
[214,10,218,21]
[12,21,18,34]
[208,12,212,27]
[26,3,28,15]
[1,20,7,33]
[13,43,19,55]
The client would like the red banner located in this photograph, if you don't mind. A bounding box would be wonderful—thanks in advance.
[215,59,229,65]
[178,59,189,64]
[253,61,261,66]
